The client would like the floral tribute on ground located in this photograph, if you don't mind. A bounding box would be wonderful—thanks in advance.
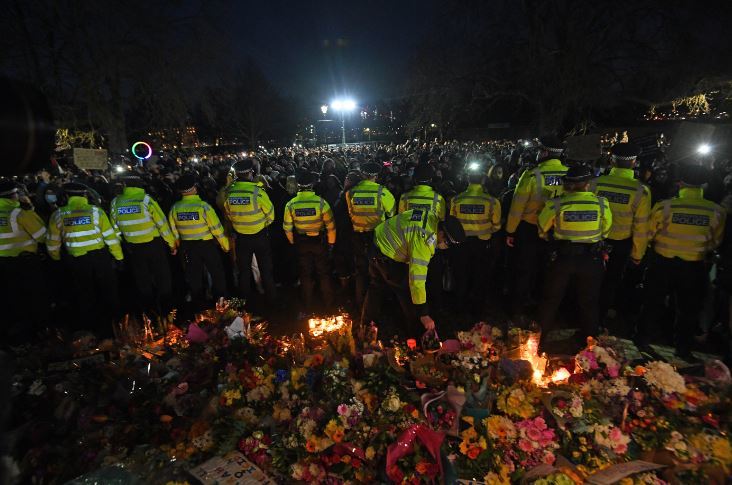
[7,302,732,484]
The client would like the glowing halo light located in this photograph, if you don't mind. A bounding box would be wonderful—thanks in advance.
[331,98,357,111]
[697,143,712,155]
[131,141,153,160]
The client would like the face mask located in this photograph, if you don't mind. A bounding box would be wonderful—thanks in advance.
[45,194,57,204]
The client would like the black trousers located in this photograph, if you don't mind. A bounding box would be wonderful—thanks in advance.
[235,230,276,303]
[537,250,604,348]
[0,253,49,343]
[66,249,119,336]
[294,235,334,311]
[352,231,373,308]
[511,220,547,318]
[180,239,227,312]
[126,238,173,316]
[637,253,708,355]
[361,253,419,338]
[453,237,493,318]
[599,238,633,320]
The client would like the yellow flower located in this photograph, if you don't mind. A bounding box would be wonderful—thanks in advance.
[462,416,475,426]
[461,426,478,441]
[365,446,376,460]
[711,436,732,466]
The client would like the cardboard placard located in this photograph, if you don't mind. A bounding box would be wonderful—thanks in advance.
[586,460,665,485]
[188,451,274,485]
[73,148,108,170]
[565,135,602,161]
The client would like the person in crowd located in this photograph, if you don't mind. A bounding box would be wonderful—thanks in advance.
[168,174,229,314]
[590,143,652,332]
[111,174,177,317]
[283,171,336,315]
[398,164,446,220]
[361,209,466,337]
[637,164,726,360]
[47,182,122,335]
[346,161,396,309]
[536,165,612,352]
[505,136,569,323]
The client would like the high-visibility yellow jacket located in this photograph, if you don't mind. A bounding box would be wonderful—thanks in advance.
[111,187,176,248]
[224,181,275,235]
[168,194,229,251]
[0,198,47,257]
[649,187,726,262]
[450,184,502,240]
[47,196,123,261]
[590,168,651,260]
[507,159,568,232]
[538,191,612,243]
[283,190,336,245]
[346,180,395,232]
[374,209,437,306]
[398,185,446,221]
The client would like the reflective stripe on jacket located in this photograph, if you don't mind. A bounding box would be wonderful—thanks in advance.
[398,185,446,221]
[47,196,122,260]
[346,180,395,232]
[450,184,502,240]
[506,159,568,232]
[283,190,336,244]
[168,194,229,251]
[0,198,46,257]
[224,181,275,235]
[374,209,437,305]
[111,187,176,247]
[650,187,726,262]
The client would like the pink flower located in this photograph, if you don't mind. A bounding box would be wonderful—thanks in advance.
[526,427,543,442]
[519,439,534,452]
[609,427,623,441]
[607,366,620,378]
[614,443,628,454]
[543,451,556,464]
[337,404,349,416]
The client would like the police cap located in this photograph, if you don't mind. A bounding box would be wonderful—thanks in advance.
[119,174,145,187]
[610,143,640,161]
[440,215,467,246]
[413,164,435,184]
[176,173,197,192]
[0,179,17,197]
[361,162,381,176]
[232,158,255,175]
[679,164,708,187]
[538,135,565,154]
[564,165,594,183]
[62,182,89,196]
[296,170,316,187]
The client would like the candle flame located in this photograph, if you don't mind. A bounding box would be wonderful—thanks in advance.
[550,367,571,384]
[308,315,349,337]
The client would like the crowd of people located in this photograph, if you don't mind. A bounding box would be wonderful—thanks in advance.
[2,136,732,364]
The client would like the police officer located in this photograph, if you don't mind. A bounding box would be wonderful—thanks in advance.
[450,162,502,320]
[398,164,446,220]
[111,174,177,316]
[224,159,277,305]
[47,182,123,335]
[637,164,726,359]
[536,165,612,351]
[168,174,229,313]
[361,210,465,337]
[283,171,336,314]
[0,180,48,342]
[346,162,396,308]
[590,143,652,326]
[506,136,569,321]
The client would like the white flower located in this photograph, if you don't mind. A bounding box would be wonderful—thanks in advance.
[644,361,687,395]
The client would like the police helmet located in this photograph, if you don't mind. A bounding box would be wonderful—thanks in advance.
[176,173,197,192]
[62,182,89,196]
[0,179,18,198]
[679,164,708,187]
[563,165,594,183]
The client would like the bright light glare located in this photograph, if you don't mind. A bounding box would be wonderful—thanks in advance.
[331,98,356,112]
[192,157,199,163]
[114,165,124,173]
[469,162,480,171]
[320,105,328,115]
[697,144,711,155]
[523,141,531,147]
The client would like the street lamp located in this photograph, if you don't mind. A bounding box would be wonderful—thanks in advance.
[321,105,328,116]
[364,127,371,142]
[331,98,357,145]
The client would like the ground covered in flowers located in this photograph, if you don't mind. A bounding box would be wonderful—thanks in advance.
[8,301,732,484]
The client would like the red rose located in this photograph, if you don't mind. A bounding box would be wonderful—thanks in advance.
[352,458,362,469]
[387,464,404,483]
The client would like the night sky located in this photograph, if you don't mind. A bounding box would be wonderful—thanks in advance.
[224,0,437,105]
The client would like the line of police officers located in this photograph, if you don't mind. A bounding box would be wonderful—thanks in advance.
[0,139,726,357]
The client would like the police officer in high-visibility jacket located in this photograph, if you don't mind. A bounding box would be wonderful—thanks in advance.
[506,136,569,320]
[47,183,122,334]
[346,162,396,308]
[224,159,277,304]
[361,210,465,336]
[590,143,652,326]
[398,164,446,220]
[168,174,229,313]
[283,171,336,313]
[111,175,176,316]
[637,164,725,359]
[0,180,48,341]
[536,165,612,352]
[450,162,502,319]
